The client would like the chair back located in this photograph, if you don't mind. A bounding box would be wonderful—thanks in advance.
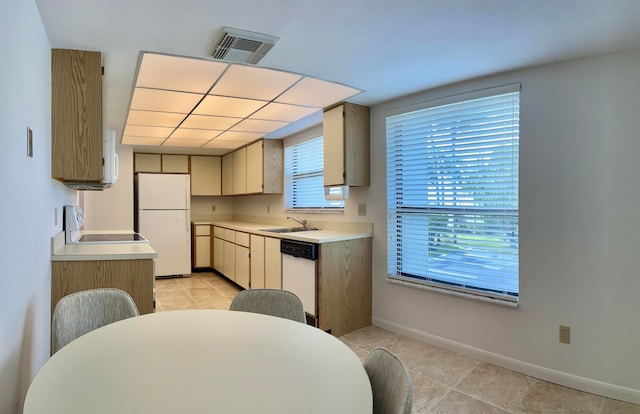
[230,289,306,323]
[364,347,413,414]
[52,288,139,354]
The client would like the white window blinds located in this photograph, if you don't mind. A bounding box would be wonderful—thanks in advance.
[285,137,344,210]
[386,85,520,302]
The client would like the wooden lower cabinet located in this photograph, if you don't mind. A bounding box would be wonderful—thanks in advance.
[264,237,282,289]
[51,259,155,316]
[317,238,372,337]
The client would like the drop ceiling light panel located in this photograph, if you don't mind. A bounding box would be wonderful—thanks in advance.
[130,88,202,113]
[122,51,363,149]
[180,114,240,130]
[126,110,186,128]
[210,65,302,100]
[275,77,361,108]
[193,95,267,118]
[136,53,227,93]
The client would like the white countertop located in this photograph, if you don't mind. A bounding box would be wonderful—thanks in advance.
[50,231,157,261]
[196,220,372,243]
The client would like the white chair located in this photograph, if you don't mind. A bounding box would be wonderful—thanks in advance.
[51,288,139,354]
[230,289,306,323]
[363,347,413,414]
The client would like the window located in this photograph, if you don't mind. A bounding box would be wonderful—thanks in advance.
[386,85,520,303]
[284,137,344,210]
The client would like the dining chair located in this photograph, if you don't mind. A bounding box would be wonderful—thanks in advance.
[363,347,413,414]
[51,288,139,354]
[229,289,306,323]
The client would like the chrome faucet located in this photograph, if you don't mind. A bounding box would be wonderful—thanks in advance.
[287,216,307,228]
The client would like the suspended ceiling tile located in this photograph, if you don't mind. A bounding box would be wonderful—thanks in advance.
[193,95,267,118]
[214,131,264,142]
[210,64,302,101]
[121,136,166,146]
[202,140,246,149]
[250,102,320,122]
[179,114,240,130]
[130,88,203,113]
[162,138,209,147]
[137,53,228,94]
[170,128,221,140]
[126,110,186,127]
[123,124,175,138]
[230,118,288,133]
[275,77,361,108]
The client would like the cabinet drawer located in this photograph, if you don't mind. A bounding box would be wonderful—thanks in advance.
[213,226,225,238]
[194,225,211,236]
[223,228,236,243]
[235,232,250,247]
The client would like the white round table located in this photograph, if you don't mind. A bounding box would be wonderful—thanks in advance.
[24,310,372,414]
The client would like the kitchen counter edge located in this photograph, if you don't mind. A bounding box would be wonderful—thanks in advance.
[50,232,158,261]
[197,220,372,243]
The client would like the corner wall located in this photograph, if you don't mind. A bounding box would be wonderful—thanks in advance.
[0,1,77,413]
[369,47,640,403]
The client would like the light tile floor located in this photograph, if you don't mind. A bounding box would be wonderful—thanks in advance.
[156,272,640,414]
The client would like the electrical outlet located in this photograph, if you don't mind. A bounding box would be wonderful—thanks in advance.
[211,205,216,212]
[358,204,367,216]
[267,205,270,214]
[54,207,58,226]
[559,325,570,344]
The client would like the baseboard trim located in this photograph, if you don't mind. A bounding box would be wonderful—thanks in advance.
[372,317,640,405]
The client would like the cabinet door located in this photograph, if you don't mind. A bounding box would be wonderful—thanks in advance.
[191,156,221,196]
[134,153,162,172]
[323,105,345,186]
[194,236,211,268]
[162,154,189,173]
[250,235,265,289]
[264,237,282,289]
[235,245,250,289]
[246,141,263,194]
[223,240,236,281]
[222,153,234,195]
[213,237,224,273]
[51,49,103,181]
[233,147,247,194]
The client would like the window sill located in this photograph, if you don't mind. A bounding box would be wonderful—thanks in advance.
[284,209,344,214]
[387,276,519,308]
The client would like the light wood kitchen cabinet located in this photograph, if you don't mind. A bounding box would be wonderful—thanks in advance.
[190,156,221,196]
[223,240,236,281]
[246,139,283,194]
[213,227,224,273]
[317,238,372,336]
[250,235,265,289]
[232,147,247,194]
[264,237,282,289]
[221,153,234,195]
[192,224,212,269]
[51,49,103,183]
[51,259,155,317]
[162,154,189,173]
[323,102,370,187]
[235,245,250,289]
[134,153,162,172]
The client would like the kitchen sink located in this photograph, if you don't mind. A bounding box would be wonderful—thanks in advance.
[260,227,319,233]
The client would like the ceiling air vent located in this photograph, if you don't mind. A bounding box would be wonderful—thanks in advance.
[212,27,279,64]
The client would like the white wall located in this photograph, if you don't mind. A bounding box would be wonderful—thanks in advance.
[0,1,77,412]
[369,48,640,403]
[82,144,134,230]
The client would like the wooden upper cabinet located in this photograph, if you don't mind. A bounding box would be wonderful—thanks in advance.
[161,154,189,173]
[323,102,370,187]
[246,139,283,194]
[221,153,234,195]
[134,153,161,173]
[190,156,221,196]
[51,49,103,182]
[233,147,247,195]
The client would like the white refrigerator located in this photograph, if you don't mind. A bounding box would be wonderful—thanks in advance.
[135,173,191,277]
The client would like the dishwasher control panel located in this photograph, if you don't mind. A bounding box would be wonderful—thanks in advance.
[280,240,318,260]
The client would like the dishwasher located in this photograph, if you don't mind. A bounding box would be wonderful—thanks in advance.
[281,239,318,327]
